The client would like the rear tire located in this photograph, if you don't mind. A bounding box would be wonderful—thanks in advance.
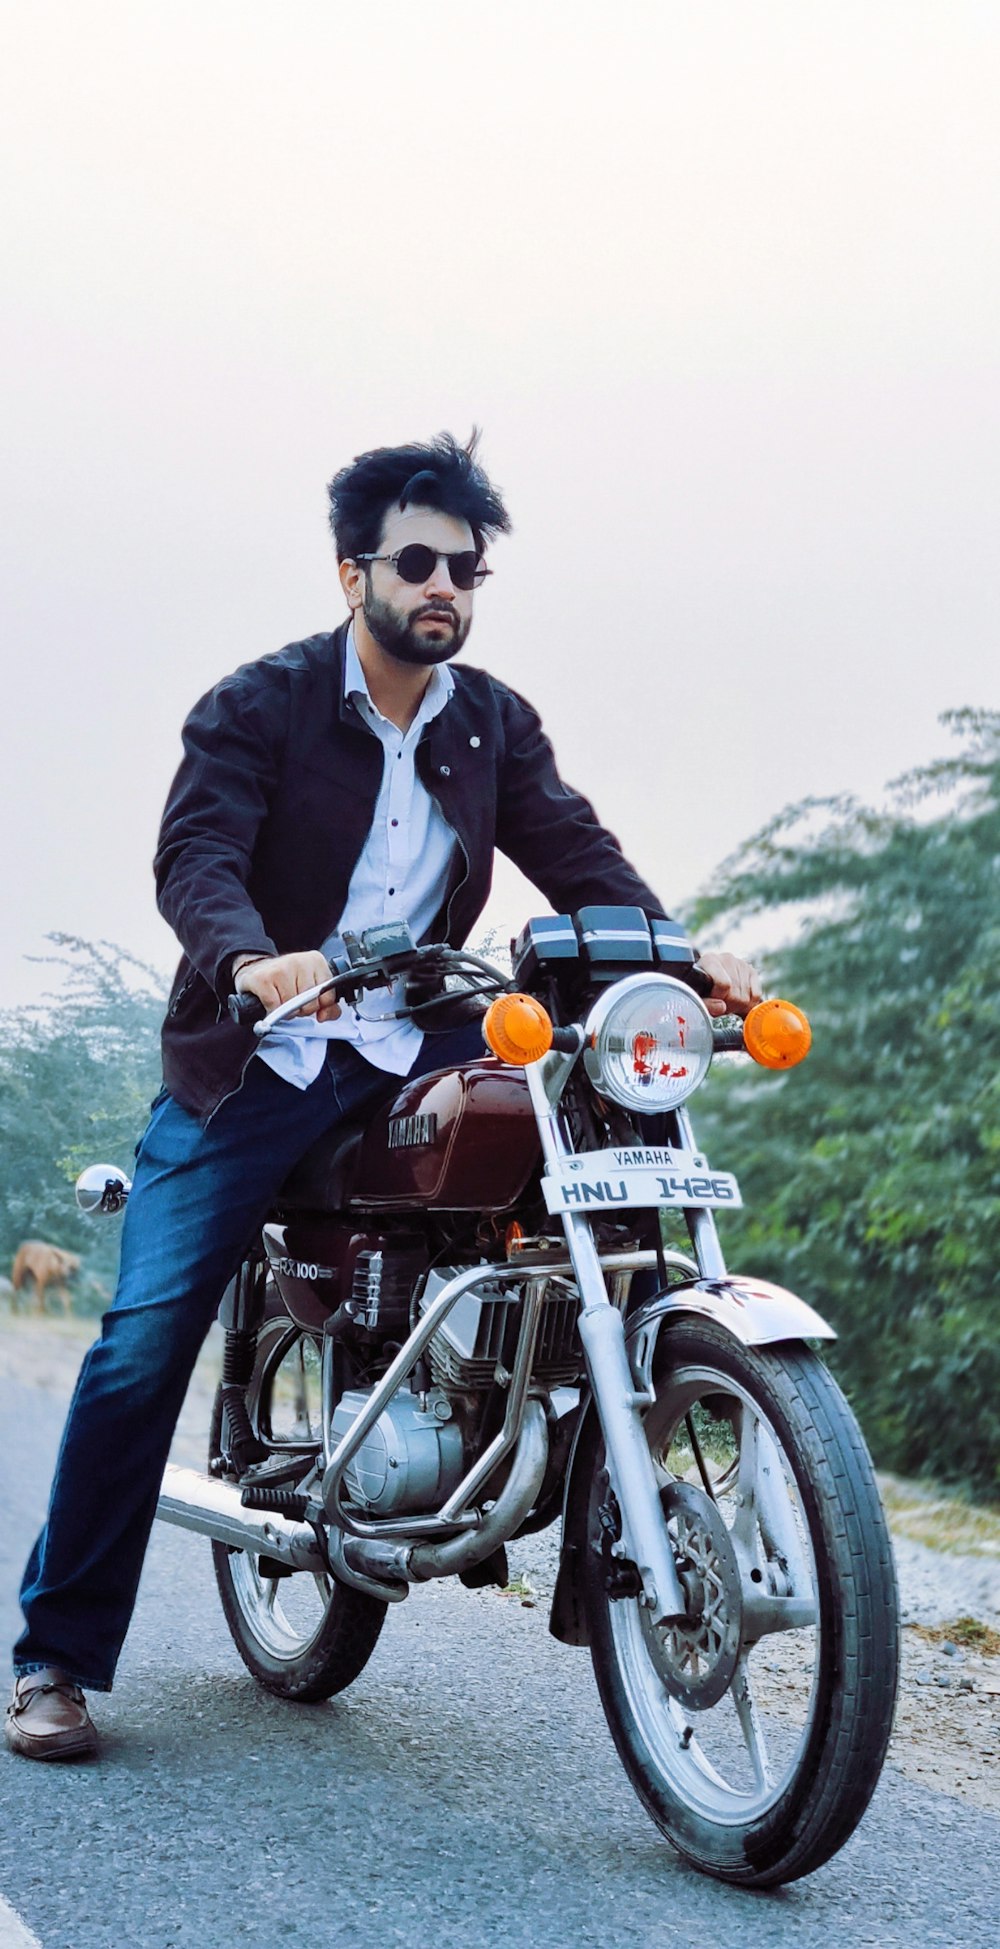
[585,1321,899,1886]
[210,1314,387,1701]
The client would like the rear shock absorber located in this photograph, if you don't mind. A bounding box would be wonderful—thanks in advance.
[219,1258,269,1476]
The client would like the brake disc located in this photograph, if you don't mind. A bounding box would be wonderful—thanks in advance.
[641,1480,743,1711]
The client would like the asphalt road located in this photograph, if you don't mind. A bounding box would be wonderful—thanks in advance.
[1,1372,998,1949]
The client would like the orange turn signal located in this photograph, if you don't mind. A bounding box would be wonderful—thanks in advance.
[743,998,812,1070]
[483,993,554,1065]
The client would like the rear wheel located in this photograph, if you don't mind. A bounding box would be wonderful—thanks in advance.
[585,1321,899,1885]
[210,1314,387,1700]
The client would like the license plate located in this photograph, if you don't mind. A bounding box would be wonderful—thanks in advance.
[541,1145,741,1215]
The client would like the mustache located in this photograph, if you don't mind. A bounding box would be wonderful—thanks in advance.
[412,604,458,626]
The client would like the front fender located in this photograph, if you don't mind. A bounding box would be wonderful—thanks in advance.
[626,1275,835,1394]
[548,1275,834,1649]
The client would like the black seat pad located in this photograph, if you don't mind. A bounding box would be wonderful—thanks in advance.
[276,1121,366,1212]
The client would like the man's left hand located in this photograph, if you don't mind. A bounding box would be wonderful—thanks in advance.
[694,951,764,1019]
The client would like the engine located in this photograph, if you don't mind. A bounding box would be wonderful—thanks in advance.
[420,1265,584,1392]
[328,1265,584,1519]
[330,1384,464,1518]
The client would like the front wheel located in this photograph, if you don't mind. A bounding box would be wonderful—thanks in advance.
[585,1321,899,1886]
[210,1314,387,1701]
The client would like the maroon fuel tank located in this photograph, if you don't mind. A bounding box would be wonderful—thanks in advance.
[346,1056,541,1212]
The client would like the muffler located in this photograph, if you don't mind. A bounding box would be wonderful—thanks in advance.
[157,1464,325,1572]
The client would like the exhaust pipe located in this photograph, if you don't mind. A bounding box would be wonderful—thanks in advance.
[159,1401,548,1598]
[157,1464,325,1572]
[339,1400,549,1589]
[409,1399,548,1581]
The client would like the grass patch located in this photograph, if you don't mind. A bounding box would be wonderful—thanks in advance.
[879,1473,1000,1559]
[905,1618,1000,1656]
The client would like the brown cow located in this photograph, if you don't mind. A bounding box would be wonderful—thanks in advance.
[10,1241,82,1316]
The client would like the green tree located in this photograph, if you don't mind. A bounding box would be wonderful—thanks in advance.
[688,709,1000,1495]
[0,937,166,1308]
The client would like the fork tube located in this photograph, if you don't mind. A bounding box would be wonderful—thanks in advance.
[674,1106,729,1280]
[525,1066,687,1622]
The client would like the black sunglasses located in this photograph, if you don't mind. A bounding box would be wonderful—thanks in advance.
[354,545,491,591]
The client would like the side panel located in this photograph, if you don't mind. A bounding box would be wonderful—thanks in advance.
[262,1219,374,1332]
[348,1057,541,1211]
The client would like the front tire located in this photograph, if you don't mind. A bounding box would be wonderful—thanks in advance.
[210,1314,387,1701]
[585,1321,899,1886]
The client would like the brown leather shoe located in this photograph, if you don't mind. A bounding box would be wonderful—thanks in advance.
[5,1667,98,1761]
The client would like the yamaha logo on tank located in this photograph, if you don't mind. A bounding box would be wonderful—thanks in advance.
[387,1112,438,1149]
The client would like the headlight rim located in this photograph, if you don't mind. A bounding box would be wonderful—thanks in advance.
[581,971,715,1113]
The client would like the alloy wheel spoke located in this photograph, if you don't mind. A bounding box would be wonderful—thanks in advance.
[731,1404,761,1552]
[731,1653,774,1791]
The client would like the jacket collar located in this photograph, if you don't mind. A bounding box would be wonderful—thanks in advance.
[342,623,455,734]
[331,617,480,754]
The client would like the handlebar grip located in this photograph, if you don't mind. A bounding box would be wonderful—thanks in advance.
[712,1024,745,1053]
[686,964,716,1000]
[228,992,268,1028]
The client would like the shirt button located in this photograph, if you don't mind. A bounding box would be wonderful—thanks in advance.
[439,764,451,776]
[391,818,399,827]
[389,887,395,896]
[469,736,480,748]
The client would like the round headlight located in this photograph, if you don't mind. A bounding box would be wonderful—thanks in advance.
[582,974,714,1112]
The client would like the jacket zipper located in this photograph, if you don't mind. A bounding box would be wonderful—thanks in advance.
[204,1038,264,1128]
[442,822,470,943]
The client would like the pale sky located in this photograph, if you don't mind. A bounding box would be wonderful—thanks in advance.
[3,1,998,1004]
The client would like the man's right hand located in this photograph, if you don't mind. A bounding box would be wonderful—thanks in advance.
[232,951,342,1022]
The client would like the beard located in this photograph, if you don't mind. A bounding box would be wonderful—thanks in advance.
[362,588,471,667]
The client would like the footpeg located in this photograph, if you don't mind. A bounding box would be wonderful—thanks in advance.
[240,1485,310,1521]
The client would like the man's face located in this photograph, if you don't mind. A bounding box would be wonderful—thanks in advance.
[351,505,479,666]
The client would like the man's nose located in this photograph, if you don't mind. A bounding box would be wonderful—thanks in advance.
[424,555,457,597]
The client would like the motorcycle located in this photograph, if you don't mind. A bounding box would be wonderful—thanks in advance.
[77,905,899,1888]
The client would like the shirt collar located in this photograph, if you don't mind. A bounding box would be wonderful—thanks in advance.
[345,624,454,731]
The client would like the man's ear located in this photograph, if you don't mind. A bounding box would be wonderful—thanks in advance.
[339,558,365,612]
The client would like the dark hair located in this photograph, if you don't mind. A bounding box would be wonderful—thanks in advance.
[327,429,511,561]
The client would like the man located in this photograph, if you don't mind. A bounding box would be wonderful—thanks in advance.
[7,432,761,1761]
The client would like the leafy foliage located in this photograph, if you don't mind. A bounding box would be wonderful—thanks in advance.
[0,937,166,1309]
[689,710,1000,1496]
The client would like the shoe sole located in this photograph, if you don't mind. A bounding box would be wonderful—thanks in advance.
[5,1726,99,1762]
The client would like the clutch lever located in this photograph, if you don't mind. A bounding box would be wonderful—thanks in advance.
[227,977,348,1034]
[226,942,513,1034]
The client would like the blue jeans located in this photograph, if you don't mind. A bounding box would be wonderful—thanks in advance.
[13,1027,482,1691]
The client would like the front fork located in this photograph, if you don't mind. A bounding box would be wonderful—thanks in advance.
[525,1060,703,1623]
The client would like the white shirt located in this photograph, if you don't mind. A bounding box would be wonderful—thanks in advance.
[255,631,457,1089]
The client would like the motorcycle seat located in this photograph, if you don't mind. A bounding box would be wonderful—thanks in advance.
[275,1122,366,1212]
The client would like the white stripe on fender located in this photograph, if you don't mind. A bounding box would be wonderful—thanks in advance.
[0,1893,44,1948]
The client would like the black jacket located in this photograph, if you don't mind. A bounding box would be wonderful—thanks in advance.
[155,622,679,1119]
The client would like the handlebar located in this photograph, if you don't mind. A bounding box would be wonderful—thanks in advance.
[227,941,514,1035]
[228,944,756,1062]
[228,989,299,1029]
